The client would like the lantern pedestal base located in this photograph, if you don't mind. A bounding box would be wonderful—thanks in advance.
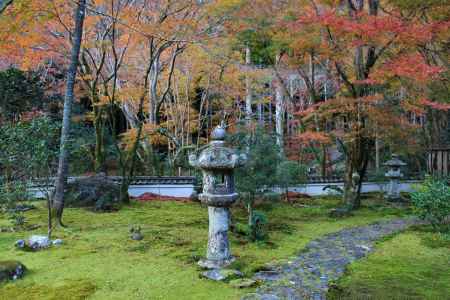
[198,256,235,269]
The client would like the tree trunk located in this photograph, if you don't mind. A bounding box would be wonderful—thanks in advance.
[275,54,285,153]
[354,153,370,209]
[148,51,161,125]
[321,146,327,176]
[342,155,354,208]
[258,101,263,126]
[53,0,86,225]
[245,46,252,125]
[375,134,380,171]
[93,106,105,172]
[47,196,52,240]
[275,81,284,153]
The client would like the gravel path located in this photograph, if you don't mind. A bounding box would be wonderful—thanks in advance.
[243,217,421,300]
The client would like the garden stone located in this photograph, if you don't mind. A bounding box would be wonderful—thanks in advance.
[15,239,26,249]
[0,261,26,282]
[230,278,258,288]
[189,191,199,202]
[131,232,143,241]
[130,225,143,241]
[64,173,122,211]
[201,268,243,281]
[52,239,63,246]
[241,293,271,300]
[254,271,281,281]
[328,208,353,218]
[28,235,51,250]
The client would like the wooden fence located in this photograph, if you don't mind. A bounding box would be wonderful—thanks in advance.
[428,148,450,177]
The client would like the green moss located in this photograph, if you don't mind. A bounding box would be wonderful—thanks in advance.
[0,196,439,299]
[1,279,96,299]
[0,260,22,272]
[328,229,450,300]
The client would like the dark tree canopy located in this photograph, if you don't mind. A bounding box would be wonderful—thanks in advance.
[0,68,44,122]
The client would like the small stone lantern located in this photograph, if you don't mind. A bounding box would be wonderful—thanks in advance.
[384,154,407,200]
[189,123,246,269]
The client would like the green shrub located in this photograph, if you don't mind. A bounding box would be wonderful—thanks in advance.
[0,181,30,227]
[277,160,307,199]
[411,178,450,232]
[249,211,268,241]
[0,181,29,210]
[8,212,26,227]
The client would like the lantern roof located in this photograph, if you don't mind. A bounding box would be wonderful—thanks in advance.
[189,124,246,170]
[384,154,406,167]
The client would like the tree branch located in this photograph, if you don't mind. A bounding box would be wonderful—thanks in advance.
[0,0,13,15]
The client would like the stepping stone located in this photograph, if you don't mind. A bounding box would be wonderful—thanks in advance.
[201,268,243,281]
[230,278,258,288]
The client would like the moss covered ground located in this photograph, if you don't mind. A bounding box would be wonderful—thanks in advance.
[0,196,446,299]
[328,226,450,299]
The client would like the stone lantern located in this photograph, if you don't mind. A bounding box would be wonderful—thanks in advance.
[189,122,246,269]
[384,154,407,200]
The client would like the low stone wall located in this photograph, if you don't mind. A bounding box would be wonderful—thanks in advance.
[27,176,421,199]
[287,180,421,196]
[27,176,198,199]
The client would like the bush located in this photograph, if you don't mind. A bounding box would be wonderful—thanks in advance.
[249,211,268,241]
[0,117,60,182]
[276,160,307,200]
[0,181,29,210]
[0,181,30,228]
[232,210,268,241]
[411,178,450,232]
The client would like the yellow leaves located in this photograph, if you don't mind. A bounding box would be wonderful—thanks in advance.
[115,87,146,103]
[0,0,74,69]
[82,39,112,50]
[119,127,141,150]
[208,0,244,16]
[97,95,110,106]
[80,74,94,82]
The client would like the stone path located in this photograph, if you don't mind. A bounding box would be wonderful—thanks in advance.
[243,218,421,300]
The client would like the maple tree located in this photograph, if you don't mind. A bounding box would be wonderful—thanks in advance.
[273,0,449,209]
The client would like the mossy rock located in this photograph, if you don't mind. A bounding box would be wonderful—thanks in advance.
[65,174,122,212]
[0,260,26,282]
[328,208,354,218]
[229,278,258,288]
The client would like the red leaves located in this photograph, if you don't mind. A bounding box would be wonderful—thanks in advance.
[294,131,331,145]
[293,104,318,117]
[420,98,450,111]
[376,53,443,83]
[131,192,191,202]
[295,5,444,48]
